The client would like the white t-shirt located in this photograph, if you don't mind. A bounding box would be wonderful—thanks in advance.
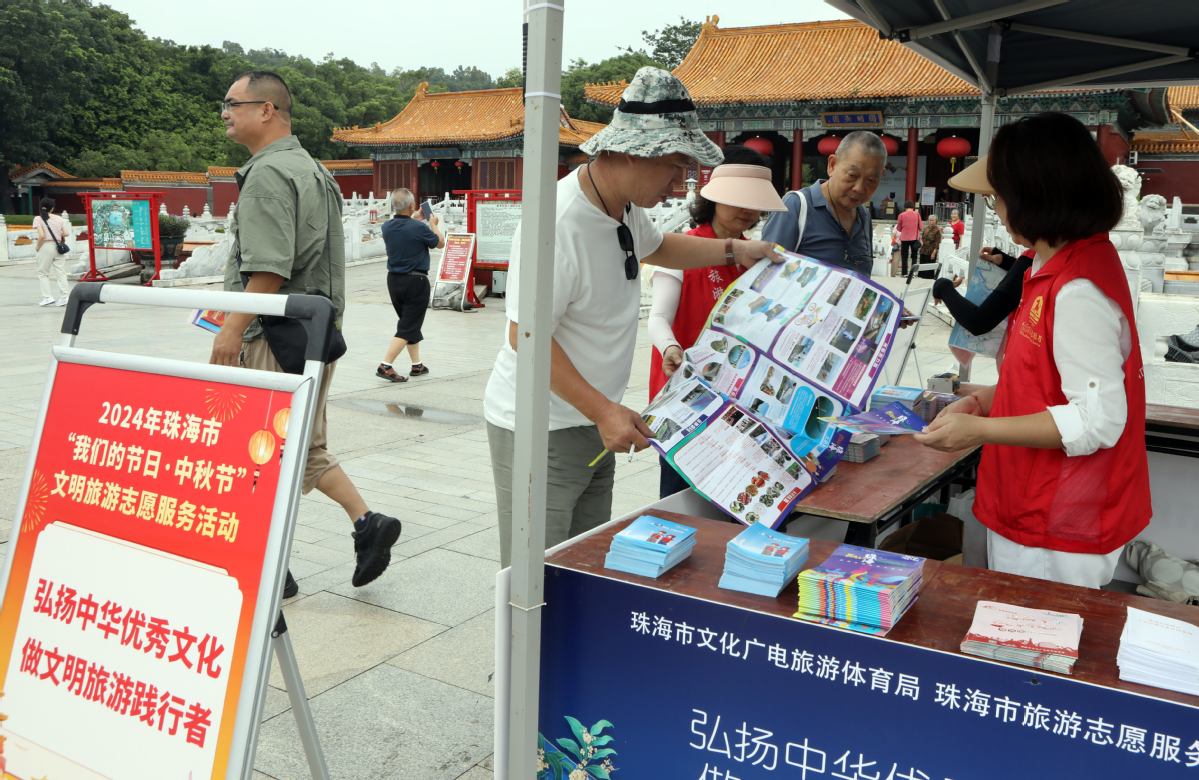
[483,169,665,431]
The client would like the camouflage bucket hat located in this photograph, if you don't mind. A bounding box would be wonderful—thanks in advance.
[580,67,723,167]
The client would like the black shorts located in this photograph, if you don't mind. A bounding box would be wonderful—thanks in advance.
[387,272,430,343]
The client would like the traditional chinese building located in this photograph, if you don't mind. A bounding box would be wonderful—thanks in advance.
[584,17,1173,207]
[330,83,605,201]
[1130,87,1199,205]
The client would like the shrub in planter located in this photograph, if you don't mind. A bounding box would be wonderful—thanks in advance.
[158,213,190,238]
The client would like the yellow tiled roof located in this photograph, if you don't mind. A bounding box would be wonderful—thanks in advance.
[42,178,124,191]
[332,83,603,148]
[207,166,238,179]
[1131,131,1199,155]
[586,17,976,107]
[121,170,209,184]
[8,162,72,180]
[1169,86,1199,113]
[320,158,373,171]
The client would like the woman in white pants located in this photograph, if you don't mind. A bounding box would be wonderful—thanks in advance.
[35,197,70,306]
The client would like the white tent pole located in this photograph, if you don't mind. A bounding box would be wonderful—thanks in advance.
[903,0,1066,41]
[507,1,564,779]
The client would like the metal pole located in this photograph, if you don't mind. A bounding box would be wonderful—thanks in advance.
[507,1,563,779]
[274,616,332,780]
[967,93,995,282]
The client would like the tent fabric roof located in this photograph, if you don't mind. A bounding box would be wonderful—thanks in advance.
[828,0,1199,95]
[586,19,975,107]
[332,84,603,148]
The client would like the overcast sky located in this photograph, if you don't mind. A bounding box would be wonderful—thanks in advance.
[103,0,849,78]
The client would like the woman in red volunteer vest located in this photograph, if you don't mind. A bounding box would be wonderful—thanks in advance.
[648,145,786,498]
[915,112,1151,589]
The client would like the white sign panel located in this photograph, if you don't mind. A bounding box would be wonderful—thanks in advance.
[476,199,522,265]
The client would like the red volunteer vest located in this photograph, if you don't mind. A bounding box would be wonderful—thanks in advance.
[974,234,1151,555]
[648,223,745,398]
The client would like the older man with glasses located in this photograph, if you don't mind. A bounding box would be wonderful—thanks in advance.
[211,70,403,597]
[483,67,783,567]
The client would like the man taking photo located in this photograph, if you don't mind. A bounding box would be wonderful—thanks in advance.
[211,70,402,596]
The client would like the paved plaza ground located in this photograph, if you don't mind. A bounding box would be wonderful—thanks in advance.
[0,257,995,779]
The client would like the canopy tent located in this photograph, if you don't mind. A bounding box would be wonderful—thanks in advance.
[825,0,1199,284]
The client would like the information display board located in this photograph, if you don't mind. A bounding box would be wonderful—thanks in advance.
[90,198,155,250]
[438,233,476,284]
[921,186,936,207]
[475,200,522,266]
[0,358,296,780]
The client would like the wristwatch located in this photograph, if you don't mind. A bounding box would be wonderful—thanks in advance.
[725,238,736,266]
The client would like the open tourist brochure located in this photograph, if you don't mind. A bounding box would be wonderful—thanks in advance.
[642,251,903,528]
[818,402,928,435]
[947,261,1008,358]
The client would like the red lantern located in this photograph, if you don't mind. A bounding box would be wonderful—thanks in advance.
[937,136,971,172]
[455,160,466,173]
[817,136,840,156]
[879,134,899,156]
[431,161,440,169]
[743,136,773,156]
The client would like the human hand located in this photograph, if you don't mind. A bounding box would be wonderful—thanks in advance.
[933,394,984,423]
[913,413,988,452]
[735,240,784,269]
[899,307,915,329]
[430,214,439,228]
[594,401,654,454]
[662,345,684,377]
[209,324,243,367]
[978,247,1001,265]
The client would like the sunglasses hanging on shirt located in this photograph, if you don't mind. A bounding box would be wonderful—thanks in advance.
[587,164,638,281]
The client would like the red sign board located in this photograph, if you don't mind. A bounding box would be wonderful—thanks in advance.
[81,192,165,286]
[454,189,521,271]
[0,361,291,779]
[438,233,476,284]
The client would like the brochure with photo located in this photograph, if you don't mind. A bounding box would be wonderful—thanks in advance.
[818,402,928,435]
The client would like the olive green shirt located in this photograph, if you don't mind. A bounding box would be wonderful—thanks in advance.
[223,135,346,341]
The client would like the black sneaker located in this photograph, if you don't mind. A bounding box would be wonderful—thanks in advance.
[283,569,299,598]
[352,511,403,587]
[409,363,430,377]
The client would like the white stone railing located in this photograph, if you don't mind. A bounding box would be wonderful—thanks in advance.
[1,212,88,267]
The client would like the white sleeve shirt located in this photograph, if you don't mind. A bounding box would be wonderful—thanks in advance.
[1045,277,1133,458]
[647,267,684,353]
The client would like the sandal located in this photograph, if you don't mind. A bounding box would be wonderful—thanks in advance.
[376,364,408,382]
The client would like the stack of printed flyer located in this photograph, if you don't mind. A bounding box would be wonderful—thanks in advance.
[718,523,809,597]
[643,252,903,529]
[961,601,1083,674]
[843,433,882,463]
[604,515,697,578]
[794,544,924,636]
[1118,606,1199,694]
[818,402,928,435]
[869,386,958,423]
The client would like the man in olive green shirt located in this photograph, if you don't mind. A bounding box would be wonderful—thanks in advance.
[210,70,402,594]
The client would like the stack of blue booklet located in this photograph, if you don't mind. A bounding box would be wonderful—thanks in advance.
[604,515,697,577]
[718,523,810,597]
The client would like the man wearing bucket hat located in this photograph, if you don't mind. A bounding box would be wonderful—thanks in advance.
[484,67,784,567]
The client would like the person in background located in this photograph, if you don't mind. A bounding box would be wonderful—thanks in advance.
[376,188,444,382]
[760,131,887,276]
[915,111,1150,589]
[895,200,922,276]
[932,246,1034,341]
[648,145,787,497]
[916,213,941,278]
[949,208,965,249]
[34,197,70,307]
[211,69,402,597]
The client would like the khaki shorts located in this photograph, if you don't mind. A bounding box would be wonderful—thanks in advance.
[240,338,338,493]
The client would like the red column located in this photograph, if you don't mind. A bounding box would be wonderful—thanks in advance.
[715,130,726,148]
[791,131,803,192]
[905,127,918,206]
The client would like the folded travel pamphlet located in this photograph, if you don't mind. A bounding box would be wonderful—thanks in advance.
[819,402,928,435]
[718,522,810,597]
[643,252,903,528]
[604,515,697,578]
[961,601,1083,675]
[794,544,924,636]
[190,308,226,334]
[1118,606,1199,695]
[948,262,1009,358]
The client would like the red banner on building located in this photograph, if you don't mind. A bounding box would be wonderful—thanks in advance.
[0,361,291,780]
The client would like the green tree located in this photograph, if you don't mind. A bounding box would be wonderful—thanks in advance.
[561,52,664,124]
[496,66,523,89]
[636,17,702,70]
[445,65,494,91]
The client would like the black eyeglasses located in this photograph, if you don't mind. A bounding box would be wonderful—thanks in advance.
[617,223,638,281]
[220,100,267,113]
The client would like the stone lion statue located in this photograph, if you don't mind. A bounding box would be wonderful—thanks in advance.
[1139,193,1168,235]
[1112,164,1142,229]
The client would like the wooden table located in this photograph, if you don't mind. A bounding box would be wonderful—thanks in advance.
[550,511,1199,709]
[793,436,979,546]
